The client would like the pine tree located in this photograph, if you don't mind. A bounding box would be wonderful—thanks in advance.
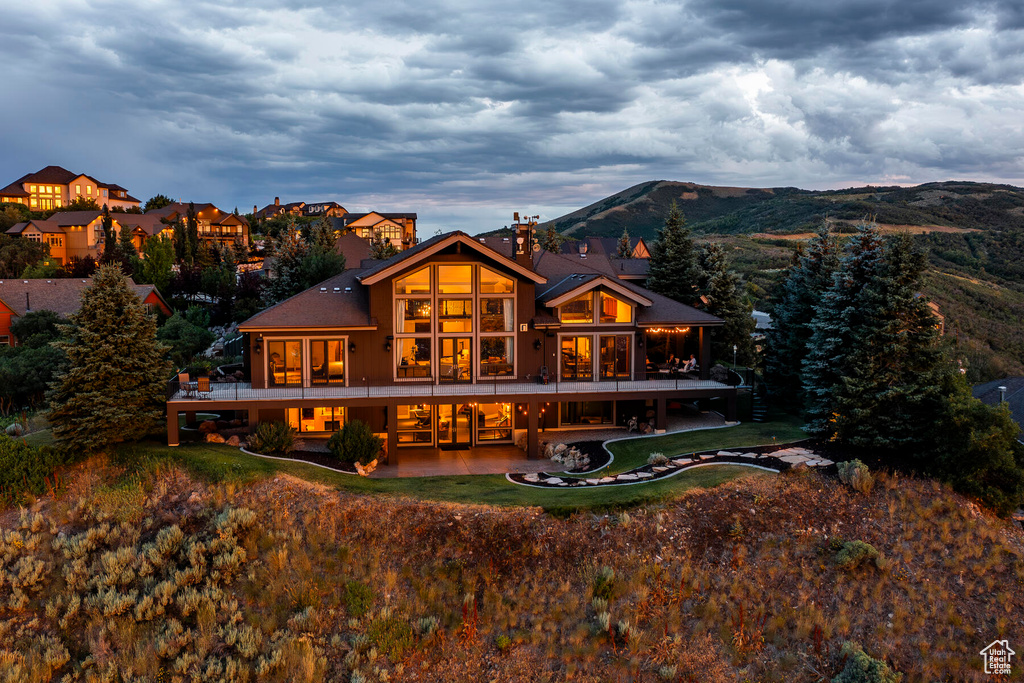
[829,233,946,448]
[185,202,200,265]
[616,227,632,258]
[764,226,842,408]
[368,230,399,260]
[802,223,885,436]
[101,205,116,264]
[47,265,171,454]
[697,243,756,365]
[538,225,564,253]
[118,223,137,259]
[646,202,702,306]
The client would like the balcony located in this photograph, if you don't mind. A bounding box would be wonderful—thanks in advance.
[167,374,730,403]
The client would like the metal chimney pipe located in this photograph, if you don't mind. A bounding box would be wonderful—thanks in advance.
[998,386,1007,403]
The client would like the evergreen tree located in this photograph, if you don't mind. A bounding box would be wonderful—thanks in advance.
[616,227,632,258]
[802,223,886,436]
[764,226,841,407]
[118,223,137,259]
[538,225,565,253]
[368,230,399,260]
[47,265,171,454]
[143,194,173,212]
[646,202,702,306]
[185,202,200,265]
[172,218,186,262]
[100,205,116,264]
[697,243,756,365]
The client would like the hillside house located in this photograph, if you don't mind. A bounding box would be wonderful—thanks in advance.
[0,165,140,211]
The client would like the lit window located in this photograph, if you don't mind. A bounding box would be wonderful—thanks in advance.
[560,293,594,323]
[29,185,36,192]
[480,267,513,293]
[395,267,430,294]
[480,338,513,376]
[310,340,345,384]
[87,186,92,195]
[477,403,512,441]
[480,298,513,332]
[30,198,37,207]
[397,338,431,378]
[600,292,631,323]
[437,265,472,294]
[267,340,302,386]
[288,406,347,433]
[561,336,593,380]
[396,299,431,333]
[438,299,472,333]
[76,184,81,194]
[397,404,433,444]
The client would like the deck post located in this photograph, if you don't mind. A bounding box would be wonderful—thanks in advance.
[656,397,667,430]
[527,400,540,459]
[699,327,711,381]
[725,391,737,421]
[387,404,398,465]
[167,407,180,446]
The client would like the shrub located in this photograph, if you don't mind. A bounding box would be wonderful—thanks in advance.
[834,540,881,571]
[837,459,874,495]
[832,641,903,683]
[592,566,615,601]
[327,420,383,465]
[366,615,414,660]
[0,437,69,506]
[495,634,511,652]
[344,580,374,618]
[246,421,295,455]
[648,452,669,466]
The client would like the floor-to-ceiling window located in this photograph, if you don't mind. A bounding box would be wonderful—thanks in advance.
[310,340,345,384]
[599,335,631,379]
[560,336,593,380]
[267,340,302,386]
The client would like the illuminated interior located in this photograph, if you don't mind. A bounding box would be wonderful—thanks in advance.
[287,406,346,433]
[561,336,593,380]
[268,340,302,386]
[310,340,345,384]
[560,293,594,323]
[397,404,433,444]
[395,267,430,294]
[600,292,632,323]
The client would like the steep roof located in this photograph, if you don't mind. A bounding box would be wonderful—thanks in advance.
[146,202,248,226]
[15,165,79,185]
[238,269,373,330]
[0,277,165,319]
[334,232,371,267]
[47,211,104,226]
[6,220,64,234]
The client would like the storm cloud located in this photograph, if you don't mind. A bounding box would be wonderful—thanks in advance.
[2,0,1023,232]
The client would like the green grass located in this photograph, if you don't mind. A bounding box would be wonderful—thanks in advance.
[113,440,767,514]
[597,415,806,476]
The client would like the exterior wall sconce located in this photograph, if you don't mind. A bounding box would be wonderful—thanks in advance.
[385,335,394,352]
[254,335,263,354]
[533,339,542,350]
[349,341,356,353]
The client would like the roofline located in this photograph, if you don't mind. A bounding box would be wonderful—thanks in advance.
[358,233,547,285]
[544,275,653,308]
[640,320,723,328]
[237,325,379,333]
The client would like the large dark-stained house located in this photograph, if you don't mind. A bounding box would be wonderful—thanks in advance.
[166,223,736,461]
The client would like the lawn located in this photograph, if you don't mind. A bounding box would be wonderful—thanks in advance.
[115,439,769,514]
[596,414,806,475]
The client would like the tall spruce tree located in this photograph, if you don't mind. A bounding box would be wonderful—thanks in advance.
[646,202,701,306]
[697,243,756,365]
[185,202,200,265]
[616,227,632,258]
[101,205,116,264]
[829,233,947,448]
[764,226,842,407]
[48,265,171,454]
[802,223,886,436]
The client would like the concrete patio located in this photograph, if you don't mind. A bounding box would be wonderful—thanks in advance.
[369,445,554,478]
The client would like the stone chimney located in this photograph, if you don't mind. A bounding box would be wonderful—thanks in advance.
[253,205,257,215]
[274,197,280,206]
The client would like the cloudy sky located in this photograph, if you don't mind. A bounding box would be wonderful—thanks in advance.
[3,1,1024,233]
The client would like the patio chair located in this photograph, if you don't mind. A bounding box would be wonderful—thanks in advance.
[177,372,196,398]
[195,376,212,399]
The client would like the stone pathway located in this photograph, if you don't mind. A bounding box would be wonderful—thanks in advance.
[508,443,834,488]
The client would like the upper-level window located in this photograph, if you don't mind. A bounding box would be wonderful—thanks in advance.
[480,267,513,294]
[600,292,632,323]
[437,265,472,294]
[396,267,430,294]
[561,293,594,323]
[377,223,402,241]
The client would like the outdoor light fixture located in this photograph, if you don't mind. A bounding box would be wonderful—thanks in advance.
[533,339,542,350]
[385,335,393,352]
[254,335,263,355]
[349,341,356,353]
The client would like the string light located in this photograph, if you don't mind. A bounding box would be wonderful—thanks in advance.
[644,327,690,334]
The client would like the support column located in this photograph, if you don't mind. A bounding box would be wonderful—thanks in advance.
[247,404,259,432]
[185,411,197,425]
[699,327,712,381]
[167,407,180,446]
[387,404,398,465]
[527,401,540,459]
[656,397,667,431]
[725,391,738,422]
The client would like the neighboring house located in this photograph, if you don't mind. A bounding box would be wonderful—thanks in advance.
[973,378,1024,443]
[332,212,418,250]
[254,198,347,220]
[0,165,141,211]
[5,211,172,263]
[0,277,171,346]
[146,203,249,250]
[558,236,651,282]
[166,223,736,463]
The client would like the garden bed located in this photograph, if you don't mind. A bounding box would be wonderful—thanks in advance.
[510,442,836,488]
[543,440,612,475]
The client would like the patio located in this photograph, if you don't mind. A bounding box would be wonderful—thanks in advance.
[369,445,552,478]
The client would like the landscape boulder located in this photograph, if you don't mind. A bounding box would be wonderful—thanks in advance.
[198,420,218,434]
[5,423,24,437]
[205,432,226,443]
[226,435,241,446]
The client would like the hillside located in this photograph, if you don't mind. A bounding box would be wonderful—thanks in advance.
[541,180,1024,239]
[541,180,1024,381]
[3,454,1022,682]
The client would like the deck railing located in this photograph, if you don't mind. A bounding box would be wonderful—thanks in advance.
[167,373,729,402]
